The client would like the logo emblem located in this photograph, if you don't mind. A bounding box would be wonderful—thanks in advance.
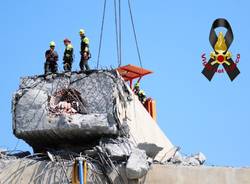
[202,18,240,81]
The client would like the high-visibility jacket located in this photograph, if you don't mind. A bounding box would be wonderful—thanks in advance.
[135,89,146,103]
[63,44,73,61]
[80,36,90,54]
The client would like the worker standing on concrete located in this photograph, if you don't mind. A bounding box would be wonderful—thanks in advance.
[133,82,147,104]
[44,41,59,74]
[79,29,91,71]
[63,38,74,72]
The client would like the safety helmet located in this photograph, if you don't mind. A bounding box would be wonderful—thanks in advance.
[64,38,71,43]
[134,82,140,88]
[79,29,85,34]
[139,90,145,95]
[49,41,56,47]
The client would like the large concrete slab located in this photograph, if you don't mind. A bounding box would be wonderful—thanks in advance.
[12,70,175,161]
[145,164,250,184]
[13,71,125,150]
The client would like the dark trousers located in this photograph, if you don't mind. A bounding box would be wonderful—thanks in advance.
[44,61,58,74]
[80,56,90,71]
[63,60,72,72]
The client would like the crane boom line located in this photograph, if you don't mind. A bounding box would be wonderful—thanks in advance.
[128,0,143,68]
[114,0,120,67]
[97,0,107,69]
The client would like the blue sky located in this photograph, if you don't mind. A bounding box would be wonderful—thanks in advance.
[1,0,250,167]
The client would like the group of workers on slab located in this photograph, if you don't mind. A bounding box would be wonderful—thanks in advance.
[44,28,147,104]
[44,29,90,74]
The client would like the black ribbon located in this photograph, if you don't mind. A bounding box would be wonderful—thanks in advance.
[202,18,240,81]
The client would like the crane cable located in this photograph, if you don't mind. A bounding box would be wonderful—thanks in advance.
[96,0,107,69]
[118,0,122,67]
[114,0,120,67]
[114,0,122,67]
[128,0,143,68]
[97,0,143,68]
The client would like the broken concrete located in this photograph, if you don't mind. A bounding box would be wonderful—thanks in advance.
[168,152,206,166]
[13,71,126,150]
[12,70,175,162]
[137,143,163,159]
[101,138,135,159]
[126,148,149,179]
[0,69,247,183]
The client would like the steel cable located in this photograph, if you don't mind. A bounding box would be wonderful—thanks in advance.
[128,0,143,67]
[97,0,107,69]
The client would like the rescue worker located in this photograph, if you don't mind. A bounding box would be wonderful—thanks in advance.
[133,82,147,104]
[63,38,74,72]
[44,41,59,74]
[79,29,91,71]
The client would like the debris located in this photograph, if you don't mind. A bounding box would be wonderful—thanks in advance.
[190,152,206,165]
[13,71,175,162]
[167,151,206,166]
[101,138,135,159]
[169,151,183,164]
[49,88,85,115]
[126,148,149,179]
[138,143,163,159]
[8,70,186,183]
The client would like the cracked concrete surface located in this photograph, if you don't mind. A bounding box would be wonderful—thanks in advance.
[12,70,175,162]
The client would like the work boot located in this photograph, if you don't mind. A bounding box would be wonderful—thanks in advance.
[80,60,90,71]
[64,62,72,72]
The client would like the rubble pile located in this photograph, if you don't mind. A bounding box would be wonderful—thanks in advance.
[6,70,206,183]
[10,70,158,182]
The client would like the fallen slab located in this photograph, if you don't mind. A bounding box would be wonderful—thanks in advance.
[12,70,175,161]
